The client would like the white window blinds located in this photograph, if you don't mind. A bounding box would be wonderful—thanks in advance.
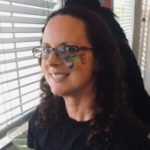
[0,0,61,138]
[113,0,135,47]
[139,0,150,94]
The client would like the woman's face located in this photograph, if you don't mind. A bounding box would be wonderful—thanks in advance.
[41,15,94,97]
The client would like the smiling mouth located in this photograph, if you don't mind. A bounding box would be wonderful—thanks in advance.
[50,73,69,82]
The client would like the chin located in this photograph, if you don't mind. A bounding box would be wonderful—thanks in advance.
[52,89,71,97]
[51,89,65,97]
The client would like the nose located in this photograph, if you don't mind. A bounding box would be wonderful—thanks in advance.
[45,51,62,66]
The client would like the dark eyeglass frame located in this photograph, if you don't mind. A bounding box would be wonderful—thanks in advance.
[32,44,93,59]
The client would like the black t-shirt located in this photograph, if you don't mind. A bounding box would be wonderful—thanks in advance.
[27,112,95,150]
[27,111,150,150]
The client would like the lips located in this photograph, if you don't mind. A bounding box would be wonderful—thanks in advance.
[50,73,69,82]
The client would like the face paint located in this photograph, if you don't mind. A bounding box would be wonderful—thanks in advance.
[79,52,92,64]
[79,54,86,64]
[64,51,92,69]
[64,56,75,68]
[64,55,80,69]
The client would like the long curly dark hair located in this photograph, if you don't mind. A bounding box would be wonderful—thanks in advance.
[36,6,135,143]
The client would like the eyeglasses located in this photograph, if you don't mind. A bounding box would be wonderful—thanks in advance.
[32,44,93,59]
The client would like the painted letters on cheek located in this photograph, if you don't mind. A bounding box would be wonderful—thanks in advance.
[64,55,80,69]
[64,52,92,69]
[79,52,92,64]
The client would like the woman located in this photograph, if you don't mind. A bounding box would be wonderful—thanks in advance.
[65,0,150,127]
[27,6,150,150]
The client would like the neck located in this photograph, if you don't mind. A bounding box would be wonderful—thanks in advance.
[63,90,94,122]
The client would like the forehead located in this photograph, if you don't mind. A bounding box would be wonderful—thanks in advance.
[46,14,86,31]
[42,15,90,46]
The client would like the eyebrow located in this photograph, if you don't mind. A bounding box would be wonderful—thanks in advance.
[41,42,76,47]
[41,43,50,47]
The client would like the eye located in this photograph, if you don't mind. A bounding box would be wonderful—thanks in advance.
[57,45,77,57]
[42,47,50,53]
[57,45,65,54]
[65,45,77,54]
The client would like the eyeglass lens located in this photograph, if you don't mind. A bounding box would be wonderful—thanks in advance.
[34,45,78,58]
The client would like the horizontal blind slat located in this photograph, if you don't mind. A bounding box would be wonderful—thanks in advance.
[0,107,37,126]
[0,82,40,95]
[0,56,35,64]
[0,80,40,95]
[1,27,41,33]
[0,98,40,116]
[0,64,40,75]
[0,72,41,85]
[0,47,37,53]
[11,0,57,9]
[0,4,52,16]
[0,89,41,106]
[0,16,46,24]
[0,37,41,43]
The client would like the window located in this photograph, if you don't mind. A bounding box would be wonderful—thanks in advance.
[113,0,150,94]
[139,0,150,94]
[0,0,62,139]
[113,0,135,47]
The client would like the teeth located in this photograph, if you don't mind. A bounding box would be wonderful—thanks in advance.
[51,73,68,81]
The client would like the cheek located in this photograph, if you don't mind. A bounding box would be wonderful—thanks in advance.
[78,52,93,64]
[74,53,94,75]
[41,61,48,75]
[78,54,87,64]
[66,52,93,69]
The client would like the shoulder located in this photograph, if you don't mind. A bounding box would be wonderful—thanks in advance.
[27,108,52,149]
